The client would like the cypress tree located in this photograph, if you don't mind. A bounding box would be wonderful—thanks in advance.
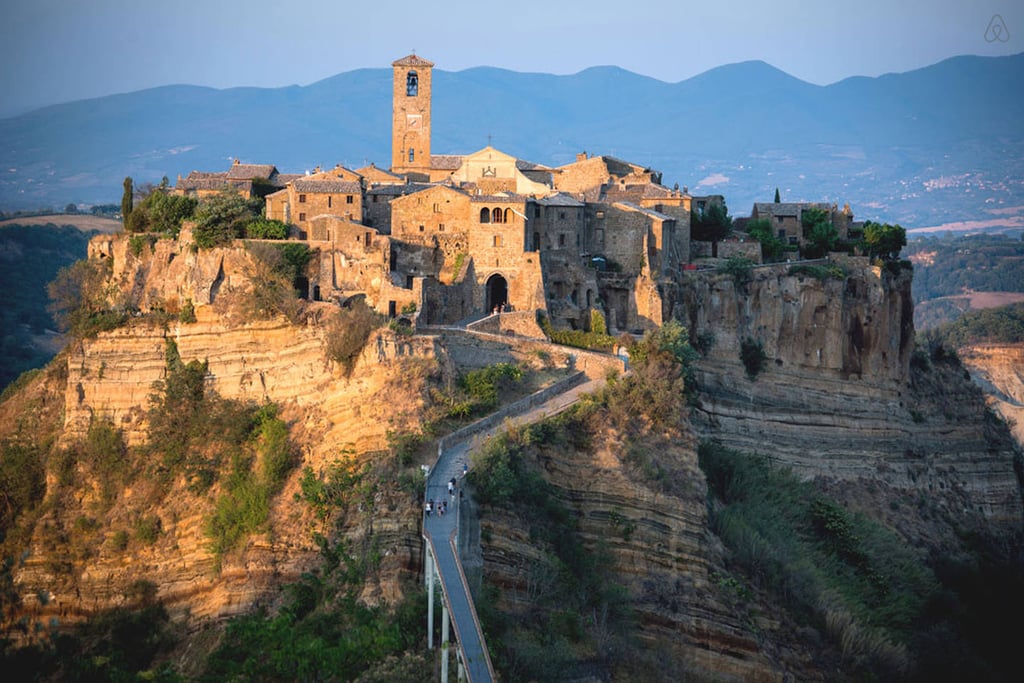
[121,177,133,229]
[774,187,781,203]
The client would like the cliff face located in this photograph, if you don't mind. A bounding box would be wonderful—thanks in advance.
[474,424,827,681]
[5,235,447,633]
[960,343,1024,449]
[682,259,1022,533]
[10,314,435,630]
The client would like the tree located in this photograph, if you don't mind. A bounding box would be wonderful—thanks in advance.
[801,207,838,258]
[47,258,124,337]
[774,187,781,203]
[121,177,134,230]
[192,192,263,248]
[65,203,78,214]
[127,188,198,236]
[691,203,732,242]
[863,221,907,260]
[746,217,785,261]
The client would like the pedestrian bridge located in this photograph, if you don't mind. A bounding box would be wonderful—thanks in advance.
[421,371,608,681]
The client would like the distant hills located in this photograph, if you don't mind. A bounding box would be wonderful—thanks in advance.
[2,53,1023,230]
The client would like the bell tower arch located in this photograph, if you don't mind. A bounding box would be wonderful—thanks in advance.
[391,54,433,177]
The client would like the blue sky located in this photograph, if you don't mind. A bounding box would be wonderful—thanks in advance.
[2,0,1021,118]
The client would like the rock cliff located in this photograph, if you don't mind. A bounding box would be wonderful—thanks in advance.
[3,235,1022,681]
[682,258,1022,535]
[960,343,1024,449]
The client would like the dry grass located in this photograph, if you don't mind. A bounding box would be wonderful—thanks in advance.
[0,214,122,233]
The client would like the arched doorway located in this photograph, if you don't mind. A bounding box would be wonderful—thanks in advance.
[485,273,508,314]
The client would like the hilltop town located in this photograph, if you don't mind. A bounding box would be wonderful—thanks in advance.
[169,54,862,335]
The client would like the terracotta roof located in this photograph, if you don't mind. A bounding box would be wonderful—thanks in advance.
[265,188,289,199]
[431,155,464,171]
[292,179,362,193]
[393,54,434,67]
[226,163,278,180]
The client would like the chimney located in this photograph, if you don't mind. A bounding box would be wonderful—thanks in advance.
[576,152,587,162]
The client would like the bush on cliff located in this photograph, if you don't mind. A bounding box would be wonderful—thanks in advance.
[192,193,264,248]
[324,299,385,376]
[47,257,127,338]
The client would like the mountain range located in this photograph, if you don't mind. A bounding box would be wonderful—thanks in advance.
[2,53,1023,230]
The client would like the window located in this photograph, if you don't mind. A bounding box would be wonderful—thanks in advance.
[299,212,306,221]
[438,224,445,232]
[419,225,424,232]
[559,234,566,247]
[778,229,786,239]
[328,196,332,208]
[299,194,307,203]
[480,207,491,223]
[372,195,378,203]
[776,216,784,224]
[433,203,440,212]
[346,195,354,204]
[406,70,418,97]
[504,208,512,223]
[492,207,504,224]
[409,148,415,163]
[493,235,503,247]
[559,211,566,220]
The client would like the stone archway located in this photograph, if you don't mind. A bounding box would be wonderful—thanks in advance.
[485,273,508,314]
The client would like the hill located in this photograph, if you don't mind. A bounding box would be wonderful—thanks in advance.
[1,53,1022,230]
[907,233,1024,329]
[0,223,98,389]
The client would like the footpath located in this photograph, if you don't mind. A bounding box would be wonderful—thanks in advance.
[422,372,608,682]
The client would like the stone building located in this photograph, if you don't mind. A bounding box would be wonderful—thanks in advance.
[175,159,299,199]
[265,165,364,237]
[751,201,853,246]
[215,53,702,333]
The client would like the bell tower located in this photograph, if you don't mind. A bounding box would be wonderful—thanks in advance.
[391,54,433,178]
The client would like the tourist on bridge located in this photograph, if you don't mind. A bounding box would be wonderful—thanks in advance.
[425,499,433,516]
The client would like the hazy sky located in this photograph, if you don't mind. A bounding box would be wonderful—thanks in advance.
[2,0,1021,118]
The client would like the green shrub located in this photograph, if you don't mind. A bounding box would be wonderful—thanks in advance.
[589,308,608,335]
[82,418,128,503]
[324,300,384,375]
[110,529,130,551]
[178,298,197,323]
[740,337,767,379]
[192,193,263,248]
[538,312,616,352]
[245,219,290,240]
[697,441,937,679]
[128,234,158,257]
[0,442,44,539]
[134,516,161,545]
[788,263,845,281]
[719,256,754,289]
[399,301,417,314]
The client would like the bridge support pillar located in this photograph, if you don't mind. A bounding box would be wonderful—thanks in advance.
[426,544,435,650]
[441,601,451,681]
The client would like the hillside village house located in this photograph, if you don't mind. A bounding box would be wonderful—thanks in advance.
[751,201,858,247]
[176,54,856,335]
